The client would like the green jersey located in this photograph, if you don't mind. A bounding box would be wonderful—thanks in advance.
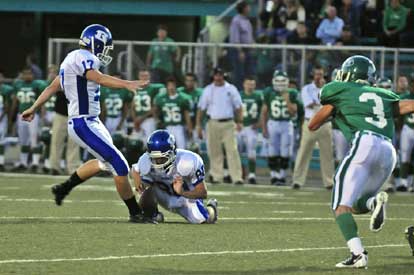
[241,90,263,126]
[401,93,414,128]
[100,87,132,118]
[177,86,203,121]
[133,83,165,117]
[263,87,298,121]
[320,81,400,142]
[13,80,47,113]
[148,37,177,73]
[154,93,190,126]
[0,84,13,114]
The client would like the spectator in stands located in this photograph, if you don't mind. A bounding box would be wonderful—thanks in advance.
[146,24,180,83]
[292,66,334,190]
[316,6,344,45]
[287,22,316,44]
[286,0,306,33]
[382,0,409,47]
[259,0,288,43]
[336,25,358,45]
[338,0,362,36]
[196,67,244,185]
[229,0,255,90]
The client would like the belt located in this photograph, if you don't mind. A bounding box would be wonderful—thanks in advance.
[210,118,233,122]
[360,130,391,142]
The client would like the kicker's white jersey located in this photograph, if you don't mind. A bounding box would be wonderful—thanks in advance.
[133,149,205,195]
[59,49,101,117]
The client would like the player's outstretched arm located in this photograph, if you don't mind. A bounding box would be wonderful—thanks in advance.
[85,70,148,93]
[21,76,61,122]
[308,104,335,131]
[397,100,414,116]
[131,169,145,194]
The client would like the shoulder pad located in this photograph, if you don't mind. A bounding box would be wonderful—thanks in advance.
[176,152,195,177]
[137,153,152,175]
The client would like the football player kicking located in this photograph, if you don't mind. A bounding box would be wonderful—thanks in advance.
[131,130,218,224]
[21,24,149,223]
[261,71,297,185]
[309,55,414,268]
[237,77,263,184]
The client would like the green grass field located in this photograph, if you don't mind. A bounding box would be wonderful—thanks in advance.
[0,173,413,275]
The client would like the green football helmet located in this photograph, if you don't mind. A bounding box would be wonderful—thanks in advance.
[376,77,393,90]
[336,55,376,85]
[272,70,289,92]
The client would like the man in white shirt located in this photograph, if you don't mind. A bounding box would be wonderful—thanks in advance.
[196,68,244,184]
[292,66,334,189]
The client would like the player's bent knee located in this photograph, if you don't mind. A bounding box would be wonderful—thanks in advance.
[335,205,352,217]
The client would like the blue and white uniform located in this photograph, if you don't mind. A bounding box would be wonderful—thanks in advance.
[60,49,129,176]
[133,149,209,224]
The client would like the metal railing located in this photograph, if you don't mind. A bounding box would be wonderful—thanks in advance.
[48,38,414,87]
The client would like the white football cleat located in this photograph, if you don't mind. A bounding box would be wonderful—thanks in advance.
[370,191,388,232]
[336,251,368,268]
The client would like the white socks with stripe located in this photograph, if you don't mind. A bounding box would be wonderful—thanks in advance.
[19,153,28,167]
[366,197,375,211]
[347,237,364,255]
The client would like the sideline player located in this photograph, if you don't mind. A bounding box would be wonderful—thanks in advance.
[237,76,262,184]
[400,83,414,191]
[0,72,13,171]
[309,55,414,268]
[261,71,297,185]
[153,77,192,149]
[11,67,47,172]
[131,130,218,224]
[21,24,149,222]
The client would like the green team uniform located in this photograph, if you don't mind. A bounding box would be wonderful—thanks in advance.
[177,87,202,122]
[13,80,47,113]
[401,93,414,128]
[133,83,165,117]
[154,93,190,126]
[320,81,400,142]
[100,87,132,118]
[241,90,263,126]
[263,87,298,121]
[0,84,13,115]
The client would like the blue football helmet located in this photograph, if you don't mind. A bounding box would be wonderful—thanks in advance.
[147,130,177,171]
[79,24,113,66]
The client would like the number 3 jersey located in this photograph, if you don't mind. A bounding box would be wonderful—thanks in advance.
[133,149,205,195]
[59,49,101,117]
[320,81,400,142]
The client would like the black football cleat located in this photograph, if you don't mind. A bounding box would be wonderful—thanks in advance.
[405,226,414,256]
[275,178,286,186]
[292,183,301,190]
[30,165,38,173]
[248,177,257,185]
[336,251,368,268]
[270,177,278,185]
[0,164,5,172]
[11,164,27,173]
[370,192,388,232]
[223,175,232,184]
[51,184,69,206]
[396,185,408,192]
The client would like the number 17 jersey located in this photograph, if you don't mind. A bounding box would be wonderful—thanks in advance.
[320,81,400,142]
[59,49,101,117]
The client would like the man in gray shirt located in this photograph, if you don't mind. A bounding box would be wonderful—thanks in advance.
[229,1,256,89]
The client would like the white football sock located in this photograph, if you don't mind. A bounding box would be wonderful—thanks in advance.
[270,170,279,178]
[32,154,40,166]
[0,155,4,165]
[20,153,28,167]
[400,178,408,188]
[224,169,229,177]
[248,173,255,179]
[279,169,286,179]
[44,158,50,169]
[347,237,364,255]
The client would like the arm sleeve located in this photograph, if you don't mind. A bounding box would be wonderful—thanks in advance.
[316,20,325,39]
[197,87,209,110]
[231,86,243,109]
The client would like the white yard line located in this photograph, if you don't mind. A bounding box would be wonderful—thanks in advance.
[0,243,406,265]
[0,216,412,221]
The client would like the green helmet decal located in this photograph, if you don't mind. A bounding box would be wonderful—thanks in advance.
[336,55,377,85]
[272,70,289,91]
[376,77,393,90]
